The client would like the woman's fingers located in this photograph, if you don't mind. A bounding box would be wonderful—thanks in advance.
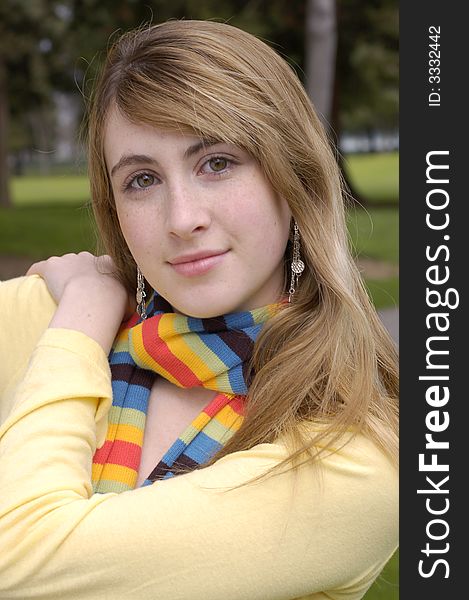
[26,259,49,276]
[25,253,123,306]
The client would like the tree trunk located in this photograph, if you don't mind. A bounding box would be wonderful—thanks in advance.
[28,107,52,175]
[304,0,337,130]
[0,58,11,208]
[304,0,366,206]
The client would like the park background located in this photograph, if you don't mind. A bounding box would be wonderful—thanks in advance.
[0,1,398,598]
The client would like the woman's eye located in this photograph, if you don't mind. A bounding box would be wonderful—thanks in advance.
[198,156,232,177]
[208,157,228,172]
[123,172,157,194]
[134,173,155,188]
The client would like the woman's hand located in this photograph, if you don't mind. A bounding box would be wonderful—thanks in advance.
[27,252,133,354]
[27,252,122,305]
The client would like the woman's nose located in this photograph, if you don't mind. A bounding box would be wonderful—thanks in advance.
[165,181,212,239]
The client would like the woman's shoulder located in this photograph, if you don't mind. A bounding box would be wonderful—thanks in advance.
[198,423,397,503]
[0,275,57,410]
[0,274,56,336]
[1,272,55,302]
[193,422,398,536]
[295,422,399,508]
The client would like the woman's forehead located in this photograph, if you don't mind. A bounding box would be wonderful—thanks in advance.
[104,104,250,153]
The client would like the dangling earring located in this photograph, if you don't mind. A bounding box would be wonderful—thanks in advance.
[136,267,147,320]
[288,221,305,303]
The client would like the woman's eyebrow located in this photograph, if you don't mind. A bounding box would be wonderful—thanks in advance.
[183,138,224,159]
[110,154,156,177]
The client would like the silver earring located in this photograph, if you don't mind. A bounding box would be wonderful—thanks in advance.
[136,267,147,320]
[288,221,305,303]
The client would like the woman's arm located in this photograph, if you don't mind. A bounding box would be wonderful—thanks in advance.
[0,275,57,424]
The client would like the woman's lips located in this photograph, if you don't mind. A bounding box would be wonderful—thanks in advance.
[169,251,229,277]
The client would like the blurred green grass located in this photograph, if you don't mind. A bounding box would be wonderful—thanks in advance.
[1,175,95,259]
[347,207,399,264]
[365,550,399,600]
[347,206,399,309]
[0,204,96,258]
[12,175,90,206]
[343,151,399,204]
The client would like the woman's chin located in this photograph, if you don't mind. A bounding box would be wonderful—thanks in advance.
[169,295,249,319]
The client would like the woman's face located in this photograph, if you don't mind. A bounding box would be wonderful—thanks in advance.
[104,108,292,317]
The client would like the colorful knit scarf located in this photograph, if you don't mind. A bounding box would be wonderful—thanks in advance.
[92,291,280,493]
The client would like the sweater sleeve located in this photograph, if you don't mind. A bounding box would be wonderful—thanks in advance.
[0,275,57,424]
[0,312,398,600]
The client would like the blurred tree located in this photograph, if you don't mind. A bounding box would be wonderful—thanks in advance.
[304,0,398,204]
[337,0,398,132]
[0,0,70,206]
[67,0,398,145]
[336,0,398,205]
[305,0,337,129]
[67,0,307,96]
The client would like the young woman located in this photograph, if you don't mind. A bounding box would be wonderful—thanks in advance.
[0,20,398,599]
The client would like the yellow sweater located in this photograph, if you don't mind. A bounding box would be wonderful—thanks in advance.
[0,275,398,600]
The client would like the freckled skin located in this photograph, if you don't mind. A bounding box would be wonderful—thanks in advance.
[104,108,292,318]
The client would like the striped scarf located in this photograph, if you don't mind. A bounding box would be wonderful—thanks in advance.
[92,291,279,493]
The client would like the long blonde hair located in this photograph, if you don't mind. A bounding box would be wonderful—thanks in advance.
[86,19,398,481]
